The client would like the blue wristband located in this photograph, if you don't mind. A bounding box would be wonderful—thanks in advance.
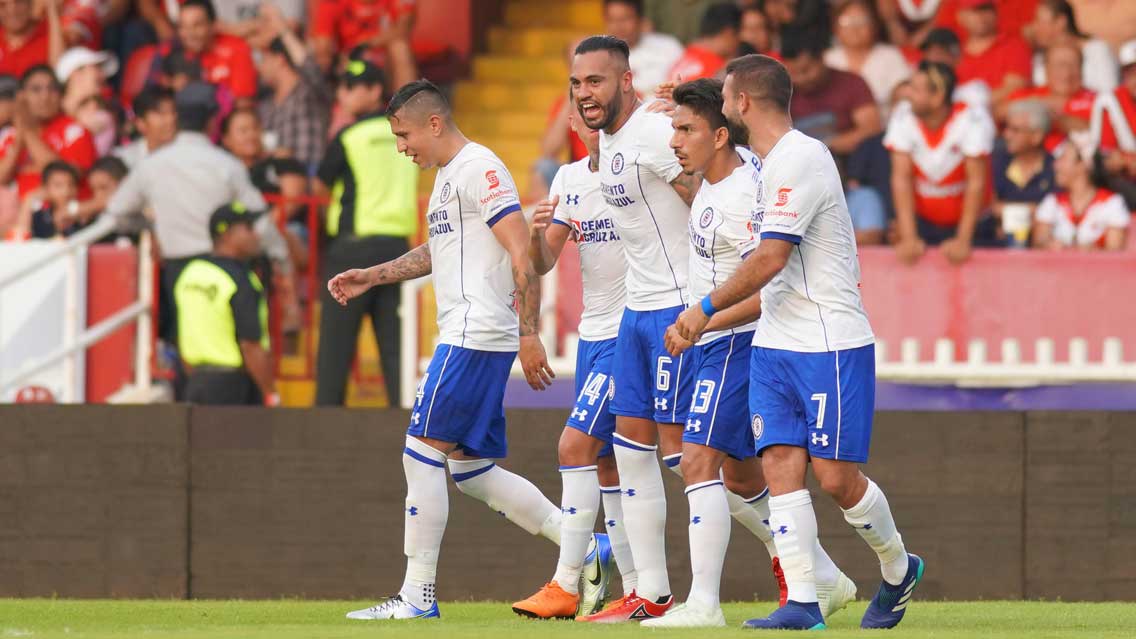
[700,295,717,317]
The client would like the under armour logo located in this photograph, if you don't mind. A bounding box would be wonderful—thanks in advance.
[858,523,873,530]
[411,412,421,425]
[691,516,702,525]
[623,488,636,497]
[772,525,789,536]
[606,519,616,528]
[811,432,829,447]
[654,398,668,411]
[407,506,419,516]
[685,419,701,433]
[562,506,578,515]
[570,407,589,421]
[565,194,580,205]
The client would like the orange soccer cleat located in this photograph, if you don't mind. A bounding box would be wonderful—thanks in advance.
[511,581,580,620]
[575,590,673,623]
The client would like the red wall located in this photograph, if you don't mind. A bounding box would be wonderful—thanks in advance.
[85,244,138,403]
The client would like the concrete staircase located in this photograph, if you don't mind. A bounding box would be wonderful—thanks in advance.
[279,0,603,407]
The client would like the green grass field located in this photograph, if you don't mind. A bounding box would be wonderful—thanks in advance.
[0,600,1132,638]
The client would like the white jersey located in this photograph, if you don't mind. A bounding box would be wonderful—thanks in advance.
[756,130,874,352]
[599,104,689,311]
[549,157,627,341]
[426,142,522,352]
[688,147,761,345]
[1035,190,1130,248]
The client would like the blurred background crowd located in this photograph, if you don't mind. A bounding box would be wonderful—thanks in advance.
[1,0,1135,407]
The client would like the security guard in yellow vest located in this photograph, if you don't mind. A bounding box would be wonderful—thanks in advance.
[315,59,418,406]
[174,203,279,406]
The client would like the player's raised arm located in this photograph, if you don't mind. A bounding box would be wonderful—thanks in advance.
[326,243,431,306]
[529,193,571,275]
[493,212,556,390]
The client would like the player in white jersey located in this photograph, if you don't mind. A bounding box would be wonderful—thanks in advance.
[569,35,705,623]
[328,80,570,621]
[672,55,924,631]
[511,108,629,620]
[646,78,854,628]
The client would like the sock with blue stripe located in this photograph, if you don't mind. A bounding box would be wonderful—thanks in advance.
[601,485,637,594]
[400,437,448,610]
[663,453,683,477]
[686,479,730,609]
[842,478,908,586]
[769,489,819,604]
[552,465,599,594]
[612,434,670,601]
[727,488,780,560]
[448,458,562,544]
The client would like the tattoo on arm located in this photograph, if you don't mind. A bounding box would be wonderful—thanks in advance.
[671,172,702,205]
[513,259,541,337]
[373,243,432,285]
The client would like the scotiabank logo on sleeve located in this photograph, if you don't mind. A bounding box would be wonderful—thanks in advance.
[775,187,792,207]
[485,170,500,189]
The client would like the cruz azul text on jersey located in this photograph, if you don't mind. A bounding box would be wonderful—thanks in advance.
[601,182,636,208]
[575,217,621,244]
[427,207,454,238]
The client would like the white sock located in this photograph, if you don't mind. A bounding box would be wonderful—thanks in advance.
[448,458,561,544]
[601,485,637,594]
[613,434,670,601]
[663,453,683,477]
[686,479,730,609]
[727,488,779,560]
[769,489,819,604]
[399,437,448,610]
[813,538,840,587]
[552,465,600,594]
[842,479,909,585]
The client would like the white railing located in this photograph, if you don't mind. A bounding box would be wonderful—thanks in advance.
[0,218,160,403]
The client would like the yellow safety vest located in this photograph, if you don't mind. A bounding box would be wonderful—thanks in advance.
[326,115,419,237]
[173,258,268,368]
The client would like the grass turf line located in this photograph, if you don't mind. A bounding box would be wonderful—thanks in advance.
[1,600,1133,638]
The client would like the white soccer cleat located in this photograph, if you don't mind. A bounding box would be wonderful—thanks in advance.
[818,571,857,620]
[639,600,727,628]
[577,533,613,616]
[345,595,440,620]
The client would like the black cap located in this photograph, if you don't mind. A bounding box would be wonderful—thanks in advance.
[0,74,17,100]
[920,27,961,52]
[209,201,264,239]
[341,58,385,88]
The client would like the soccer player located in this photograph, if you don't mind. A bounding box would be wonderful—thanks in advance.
[672,55,925,631]
[511,107,629,619]
[331,80,571,621]
[645,79,855,628]
[568,35,698,623]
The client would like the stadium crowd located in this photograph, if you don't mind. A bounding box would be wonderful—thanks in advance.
[1,0,1135,404]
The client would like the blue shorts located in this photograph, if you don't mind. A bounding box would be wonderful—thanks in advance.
[407,344,515,459]
[566,337,617,457]
[611,305,694,424]
[682,332,757,460]
[748,344,876,463]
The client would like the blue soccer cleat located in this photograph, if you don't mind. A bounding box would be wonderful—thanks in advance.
[860,553,925,629]
[345,595,440,620]
[742,600,826,630]
[577,532,614,616]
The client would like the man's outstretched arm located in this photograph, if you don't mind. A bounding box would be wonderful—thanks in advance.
[327,243,431,305]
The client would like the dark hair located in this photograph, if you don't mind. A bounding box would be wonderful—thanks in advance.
[161,50,203,80]
[1040,0,1084,38]
[673,78,729,131]
[780,27,825,60]
[602,0,643,16]
[699,2,742,38]
[387,79,451,119]
[918,60,957,106]
[19,64,60,90]
[180,0,216,22]
[266,37,297,70]
[90,156,129,182]
[724,54,793,111]
[132,85,175,118]
[42,160,80,185]
[574,35,631,63]
[220,107,260,138]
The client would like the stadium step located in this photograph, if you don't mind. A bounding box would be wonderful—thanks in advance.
[487,26,583,57]
[472,55,567,83]
[457,111,549,137]
[453,81,566,111]
[503,0,604,30]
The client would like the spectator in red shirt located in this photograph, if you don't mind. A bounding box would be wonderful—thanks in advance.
[667,3,741,82]
[0,0,63,79]
[1028,0,1118,94]
[1090,40,1136,207]
[954,0,1032,112]
[310,0,417,89]
[1002,43,1093,151]
[165,0,257,105]
[0,64,95,199]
